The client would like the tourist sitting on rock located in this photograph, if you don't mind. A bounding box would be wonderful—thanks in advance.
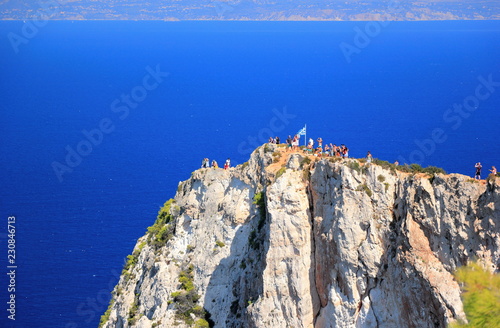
[316,143,323,157]
[201,158,209,168]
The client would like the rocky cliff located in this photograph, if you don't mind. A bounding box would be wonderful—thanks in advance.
[100,144,500,328]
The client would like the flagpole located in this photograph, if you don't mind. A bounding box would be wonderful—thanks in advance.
[304,124,307,147]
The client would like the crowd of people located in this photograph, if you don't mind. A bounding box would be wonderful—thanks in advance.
[201,134,497,181]
[201,134,360,171]
[280,135,351,159]
[201,158,231,170]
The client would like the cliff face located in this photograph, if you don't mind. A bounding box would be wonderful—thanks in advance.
[101,145,500,328]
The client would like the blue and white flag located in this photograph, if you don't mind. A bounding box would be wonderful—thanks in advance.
[297,125,306,136]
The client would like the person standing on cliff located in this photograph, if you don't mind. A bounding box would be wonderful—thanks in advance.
[292,135,299,152]
[490,166,497,176]
[324,144,330,157]
[286,135,292,151]
[366,151,373,163]
[475,162,482,179]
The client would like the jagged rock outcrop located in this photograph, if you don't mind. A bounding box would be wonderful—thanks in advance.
[101,144,500,328]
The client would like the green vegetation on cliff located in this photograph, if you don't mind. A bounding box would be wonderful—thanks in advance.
[170,264,209,327]
[451,262,500,328]
[147,199,176,250]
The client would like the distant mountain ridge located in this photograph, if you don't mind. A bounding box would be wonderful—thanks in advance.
[1,0,499,20]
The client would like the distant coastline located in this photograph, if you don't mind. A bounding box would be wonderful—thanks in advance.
[1,0,498,21]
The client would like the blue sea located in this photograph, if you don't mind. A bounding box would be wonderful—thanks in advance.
[0,20,499,328]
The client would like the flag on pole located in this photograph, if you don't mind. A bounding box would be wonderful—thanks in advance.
[297,124,307,146]
[297,125,306,136]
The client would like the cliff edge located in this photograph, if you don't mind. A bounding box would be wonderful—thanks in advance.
[100,144,500,328]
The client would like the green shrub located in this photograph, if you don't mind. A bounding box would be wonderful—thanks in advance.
[253,192,264,206]
[195,318,210,328]
[171,291,182,298]
[373,159,397,174]
[98,299,114,328]
[397,163,446,175]
[384,182,390,192]
[121,241,147,281]
[179,265,195,291]
[187,244,195,253]
[128,296,140,326]
[357,184,372,197]
[146,199,176,250]
[253,192,266,229]
[377,174,386,183]
[123,254,138,272]
[276,167,286,179]
[409,163,423,173]
[215,240,225,248]
[450,261,500,328]
[264,144,273,153]
[396,165,412,173]
[303,168,311,181]
[422,166,446,175]
[241,161,249,169]
[157,199,175,225]
[248,230,260,250]
[170,264,206,325]
[372,158,446,176]
[347,161,361,174]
